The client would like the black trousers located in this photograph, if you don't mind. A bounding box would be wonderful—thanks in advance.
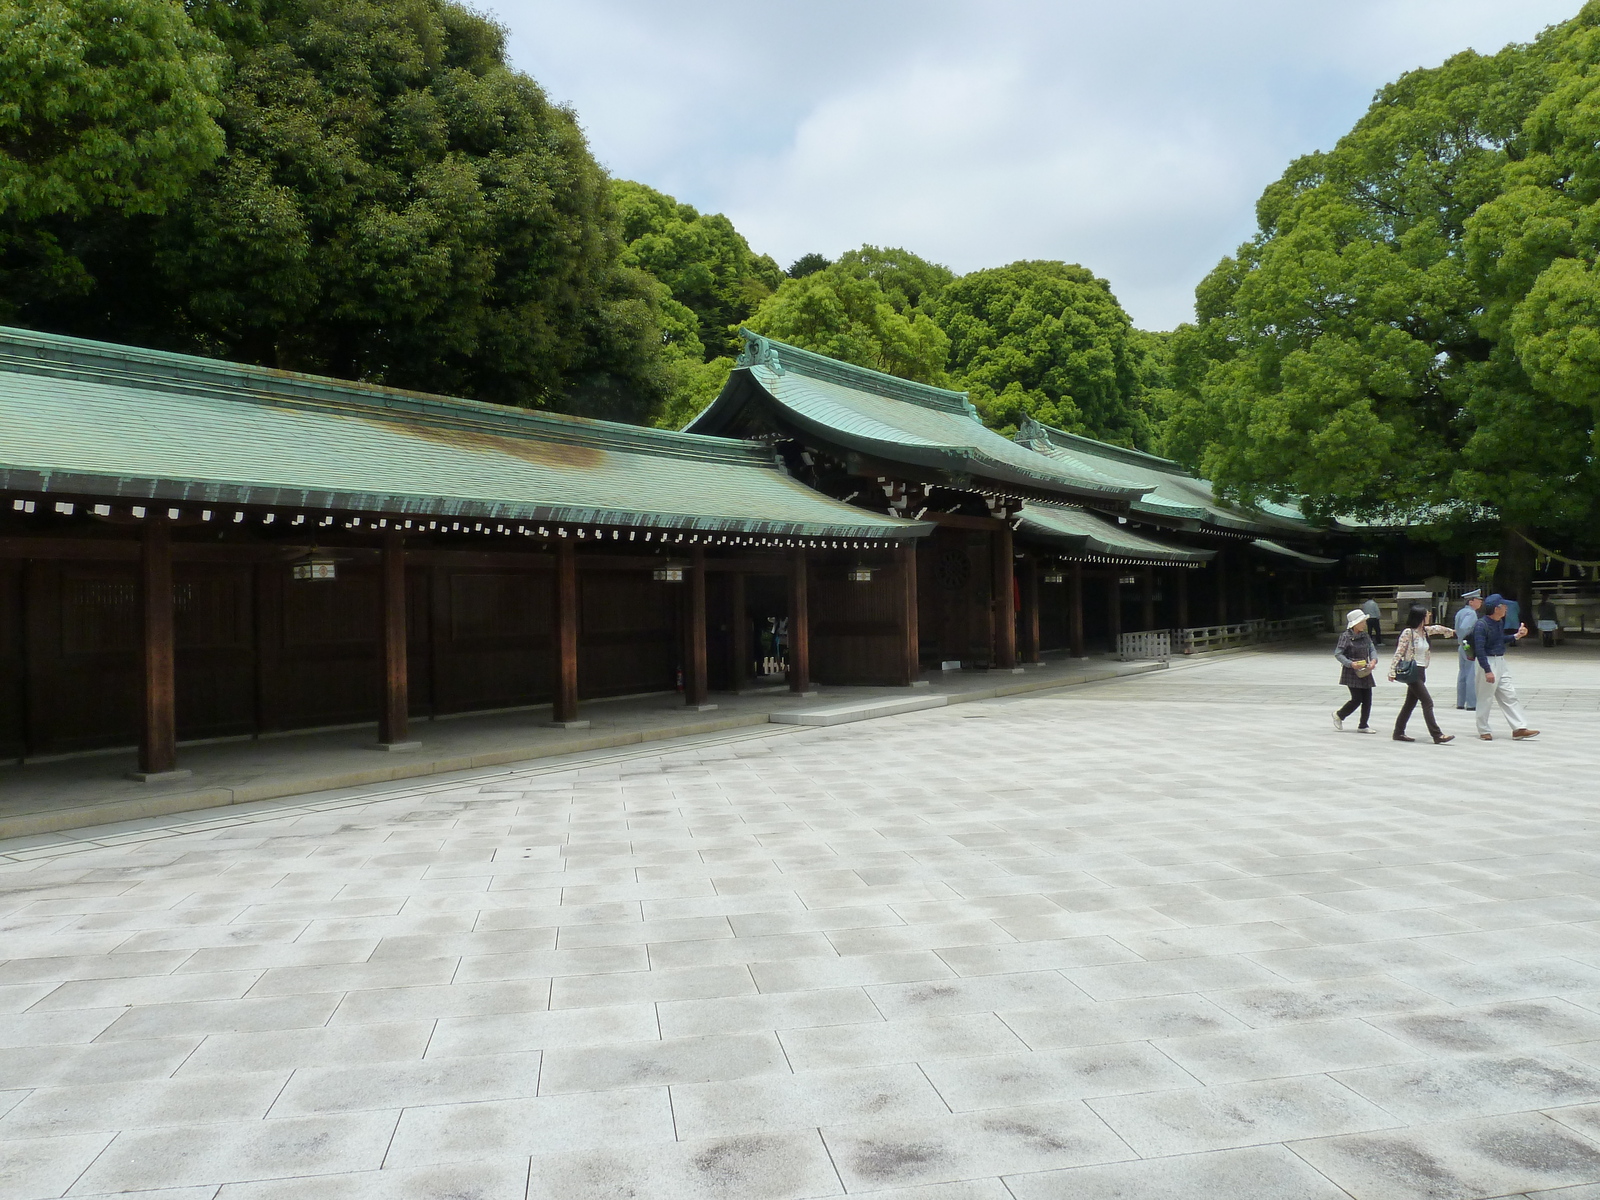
[1338,686,1372,727]
[1394,666,1442,738]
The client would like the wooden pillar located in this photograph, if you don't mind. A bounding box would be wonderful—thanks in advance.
[991,525,1016,670]
[377,531,413,747]
[1107,573,1122,649]
[1140,566,1155,632]
[1069,563,1085,658]
[1176,568,1190,630]
[1019,554,1040,665]
[684,547,709,707]
[1214,551,1228,625]
[729,572,748,693]
[787,546,811,694]
[896,542,920,685]
[552,540,581,725]
[135,520,181,778]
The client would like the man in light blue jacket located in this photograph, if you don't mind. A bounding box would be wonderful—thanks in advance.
[1455,589,1482,709]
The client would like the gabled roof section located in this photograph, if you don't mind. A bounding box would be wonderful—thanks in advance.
[684,332,1150,506]
[1014,418,1315,536]
[1017,503,1216,567]
[0,325,928,540]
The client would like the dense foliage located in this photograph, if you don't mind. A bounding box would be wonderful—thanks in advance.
[932,261,1150,446]
[3,0,679,421]
[1164,1,1600,588]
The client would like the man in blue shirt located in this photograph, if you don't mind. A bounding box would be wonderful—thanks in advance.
[1454,589,1482,709]
[1473,594,1538,740]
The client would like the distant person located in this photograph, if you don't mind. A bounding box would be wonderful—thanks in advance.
[1538,597,1559,648]
[1388,605,1456,744]
[1455,589,1483,709]
[1472,594,1538,741]
[1333,608,1380,734]
[1361,597,1383,647]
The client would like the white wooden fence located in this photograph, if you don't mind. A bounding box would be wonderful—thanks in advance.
[1116,631,1172,662]
[1172,614,1326,655]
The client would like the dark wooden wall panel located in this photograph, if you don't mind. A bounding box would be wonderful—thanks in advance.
[812,564,904,686]
[579,571,676,698]
[174,564,255,740]
[0,565,22,758]
[36,564,142,753]
[1038,576,1073,652]
[271,567,380,729]
[917,529,993,667]
[432,570,552,713]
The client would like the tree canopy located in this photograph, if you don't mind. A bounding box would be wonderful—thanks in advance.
[5,0,680,422]
[932,260,1150,446]
[743,249,953,385]
[612,180,782,361]
[1164,2,1600,591]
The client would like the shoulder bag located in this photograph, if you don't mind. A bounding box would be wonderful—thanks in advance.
[1393,630,1418,682]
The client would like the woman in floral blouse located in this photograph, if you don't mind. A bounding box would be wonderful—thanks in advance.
[1388,605,1457,744]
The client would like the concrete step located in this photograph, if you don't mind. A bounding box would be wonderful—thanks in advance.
[769,694,949,727]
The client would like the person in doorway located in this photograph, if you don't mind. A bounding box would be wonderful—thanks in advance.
[1388,606,1456,743]
[1472,594,1539,741]
[1361,597,1383,647]
[1538,597,1560,648]
[1455,589,1483,709]
[1333,609,1380,733]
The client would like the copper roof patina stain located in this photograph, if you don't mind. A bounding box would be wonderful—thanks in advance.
[360,414,608,470]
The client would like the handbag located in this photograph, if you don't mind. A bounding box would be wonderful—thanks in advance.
[1393,629,1418,682]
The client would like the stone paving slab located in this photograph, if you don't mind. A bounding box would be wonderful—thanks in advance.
[0,644,1597,1198]
[0,657,1163,842]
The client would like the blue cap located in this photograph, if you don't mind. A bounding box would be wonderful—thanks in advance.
[1483,593,1506,611]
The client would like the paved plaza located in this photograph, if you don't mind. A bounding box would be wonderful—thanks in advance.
[3,643,1600,1200]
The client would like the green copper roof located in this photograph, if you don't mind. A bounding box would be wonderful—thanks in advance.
[1017,503,1216,566]
[0,326,927,540]
[686,333,1149,505]
[1014,418,1315,535]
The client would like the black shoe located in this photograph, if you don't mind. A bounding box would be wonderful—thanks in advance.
[1393,734,1415,742]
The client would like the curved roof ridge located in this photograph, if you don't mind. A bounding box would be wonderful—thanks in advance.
[0,324,770,470]
[737,330,976,417]
[1016,417,1192,475]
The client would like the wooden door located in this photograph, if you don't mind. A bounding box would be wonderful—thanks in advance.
[174,563,255,740]
[432,569,551,713]
[917,528,993,667]
[0,563,22,759]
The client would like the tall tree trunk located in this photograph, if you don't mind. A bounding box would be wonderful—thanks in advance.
[1493,524,1535,613]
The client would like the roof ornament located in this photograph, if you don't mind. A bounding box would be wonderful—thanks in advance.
[1016,416,1049,449]
[736,330,784,374]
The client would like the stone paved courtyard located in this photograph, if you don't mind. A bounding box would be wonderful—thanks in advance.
[2,643,1599,1200]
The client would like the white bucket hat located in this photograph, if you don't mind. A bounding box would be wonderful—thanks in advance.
[1345,608,1368,629]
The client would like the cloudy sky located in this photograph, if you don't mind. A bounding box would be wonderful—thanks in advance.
[493,1,1579,330]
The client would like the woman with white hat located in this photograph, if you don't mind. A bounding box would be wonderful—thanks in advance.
[1333,608,1380,733]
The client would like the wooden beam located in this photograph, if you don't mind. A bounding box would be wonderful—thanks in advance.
[1069,563,1085,658]
[1019,554,1040,665]
[684,547,709,707]
[136,521,180,778]
[1214,551,1228,624]
[925,512,1005,531]
[992,525,1016,670]
[553,540,580,724]
[787,547,811,694]
[1141,566,1155,632]
[1176,567,1190,629]
[377,531,411,747]
[729,572,748,693]
[896,542,920,685]
[1107,572,1122,648]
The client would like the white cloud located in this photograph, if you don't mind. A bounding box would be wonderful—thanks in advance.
[492,0,1582,328]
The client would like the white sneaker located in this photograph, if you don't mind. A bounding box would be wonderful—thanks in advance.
[1331,712,1343,731]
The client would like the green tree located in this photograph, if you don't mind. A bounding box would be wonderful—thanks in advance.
[12,0,673,421]
[612,180,782,361]
[786,252,830,278]
[0,0,225,221]
[1165,6,1600,600]
[932,260,1151,447]
[744,255,951,384]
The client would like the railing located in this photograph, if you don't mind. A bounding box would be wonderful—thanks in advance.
[1117,631,1171,662]
[1175,614,1326,655]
